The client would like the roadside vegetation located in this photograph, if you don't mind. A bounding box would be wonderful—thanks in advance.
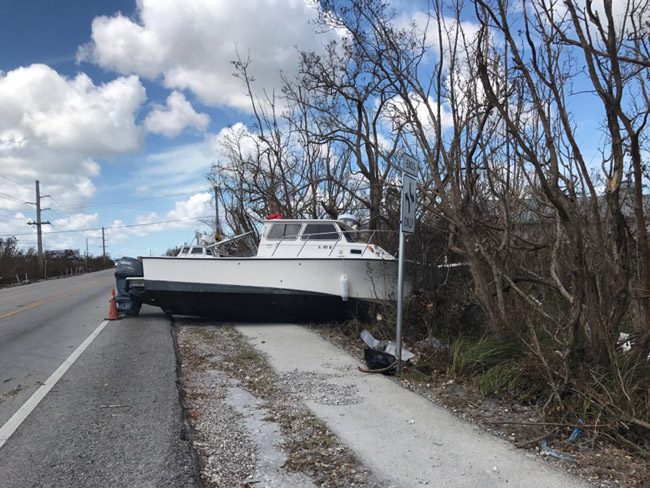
[0,236,114,287]
[205,0,649,466]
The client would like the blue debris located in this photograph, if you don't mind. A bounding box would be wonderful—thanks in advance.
[567,419,584,443]
[539,439,577,463]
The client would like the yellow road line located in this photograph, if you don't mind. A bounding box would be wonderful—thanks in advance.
[0,281,98,321]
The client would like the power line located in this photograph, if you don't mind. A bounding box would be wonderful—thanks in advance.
[0,192,28,205]
[0,215,213,237]
[0,173,33,191]
[46,194,77,220]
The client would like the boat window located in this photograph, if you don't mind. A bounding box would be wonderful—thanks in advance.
[301,223,340,240]
[180,247,190,254]
[190,247,204,255]
[267,223,301,240]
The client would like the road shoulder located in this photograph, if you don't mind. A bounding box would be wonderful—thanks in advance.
[177,321,591,487]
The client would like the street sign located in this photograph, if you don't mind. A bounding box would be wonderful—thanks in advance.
[400,173,417,234]
[401,153,418,177]
[396,159,418,373]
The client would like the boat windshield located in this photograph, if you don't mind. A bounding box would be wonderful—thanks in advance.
[266,223,302,240]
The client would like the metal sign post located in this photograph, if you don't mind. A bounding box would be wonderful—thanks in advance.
[396,155,417,374]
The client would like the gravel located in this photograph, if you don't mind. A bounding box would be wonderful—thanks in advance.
[279,370,362,406]
[174,320,384,488]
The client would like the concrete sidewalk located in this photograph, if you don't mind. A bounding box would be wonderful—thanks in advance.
[236,324,589,488]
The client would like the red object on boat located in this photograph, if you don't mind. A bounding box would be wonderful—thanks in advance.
[267,212,282,220]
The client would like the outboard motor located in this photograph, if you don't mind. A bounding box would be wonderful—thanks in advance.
[114,257,143,315]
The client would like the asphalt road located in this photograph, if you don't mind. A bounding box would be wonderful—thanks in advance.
[0,270,197,487]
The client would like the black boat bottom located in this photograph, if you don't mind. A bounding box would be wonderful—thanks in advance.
[140,280,371,323]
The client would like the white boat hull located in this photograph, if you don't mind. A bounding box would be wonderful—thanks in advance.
[138,256,400,321]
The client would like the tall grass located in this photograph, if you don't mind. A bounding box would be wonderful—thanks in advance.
[450,337,523,398]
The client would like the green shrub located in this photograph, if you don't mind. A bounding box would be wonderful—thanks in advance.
[449,336,521,377]
[475,362,522,398]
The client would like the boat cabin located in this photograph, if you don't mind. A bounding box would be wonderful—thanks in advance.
[256,218,393,260]
[176,245,218,258]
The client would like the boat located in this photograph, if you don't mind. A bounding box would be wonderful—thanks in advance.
[175,231,256,258]
[176,244,218,258]
[120,216,403,322]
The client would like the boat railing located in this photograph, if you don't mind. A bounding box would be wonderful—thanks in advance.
[296,231,339,256]
[270,233,303,257]
[270,230,343,257]
[270,228,396,258]
[327,236,342,256]
[360,230,377,257]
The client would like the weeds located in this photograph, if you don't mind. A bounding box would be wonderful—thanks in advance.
[449,337,520,376]
[475,362,522,398]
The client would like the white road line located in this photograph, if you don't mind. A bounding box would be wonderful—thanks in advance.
[0,320,110,449]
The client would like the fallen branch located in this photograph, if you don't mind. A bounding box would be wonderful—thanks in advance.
[484,420,607,430]
[628,417,650,430]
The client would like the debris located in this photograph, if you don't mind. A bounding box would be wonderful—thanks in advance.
[567,419,584,443]
[360,329,386,351]
[359,348,396,375]
[417,337,446,351]
[538,439,577,463]
[617,332,635,352]
[617,332,650,359]
[384,342,416,362]
[360,329,416,363]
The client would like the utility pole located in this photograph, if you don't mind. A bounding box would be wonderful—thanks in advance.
[27,179,50,278]
[101,227,106,262]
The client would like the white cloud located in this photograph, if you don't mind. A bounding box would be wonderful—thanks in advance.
[0,64,145,155]
[0,64,147,251]
[207,122,260,168]
[145,91,209,137]
[108,192,213,243]
[167,192,212,221]
[385,93,454,138]
[48,213,99,232]
[0,64,146,204]
[79,0,335,112]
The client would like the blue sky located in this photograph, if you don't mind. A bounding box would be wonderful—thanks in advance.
[0,0,625,260]
[0,0,334,258]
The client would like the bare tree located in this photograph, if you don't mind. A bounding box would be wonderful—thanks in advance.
[314,0,650,416]
[286,32,403,232]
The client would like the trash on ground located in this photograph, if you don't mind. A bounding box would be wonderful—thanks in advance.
[538,439,577,463]
[360,348,396,375]
[360,329,416,363]
[617,332,650,359]
[567,419,584,443]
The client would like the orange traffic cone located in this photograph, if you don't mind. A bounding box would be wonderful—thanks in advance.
[107,288,119,320]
